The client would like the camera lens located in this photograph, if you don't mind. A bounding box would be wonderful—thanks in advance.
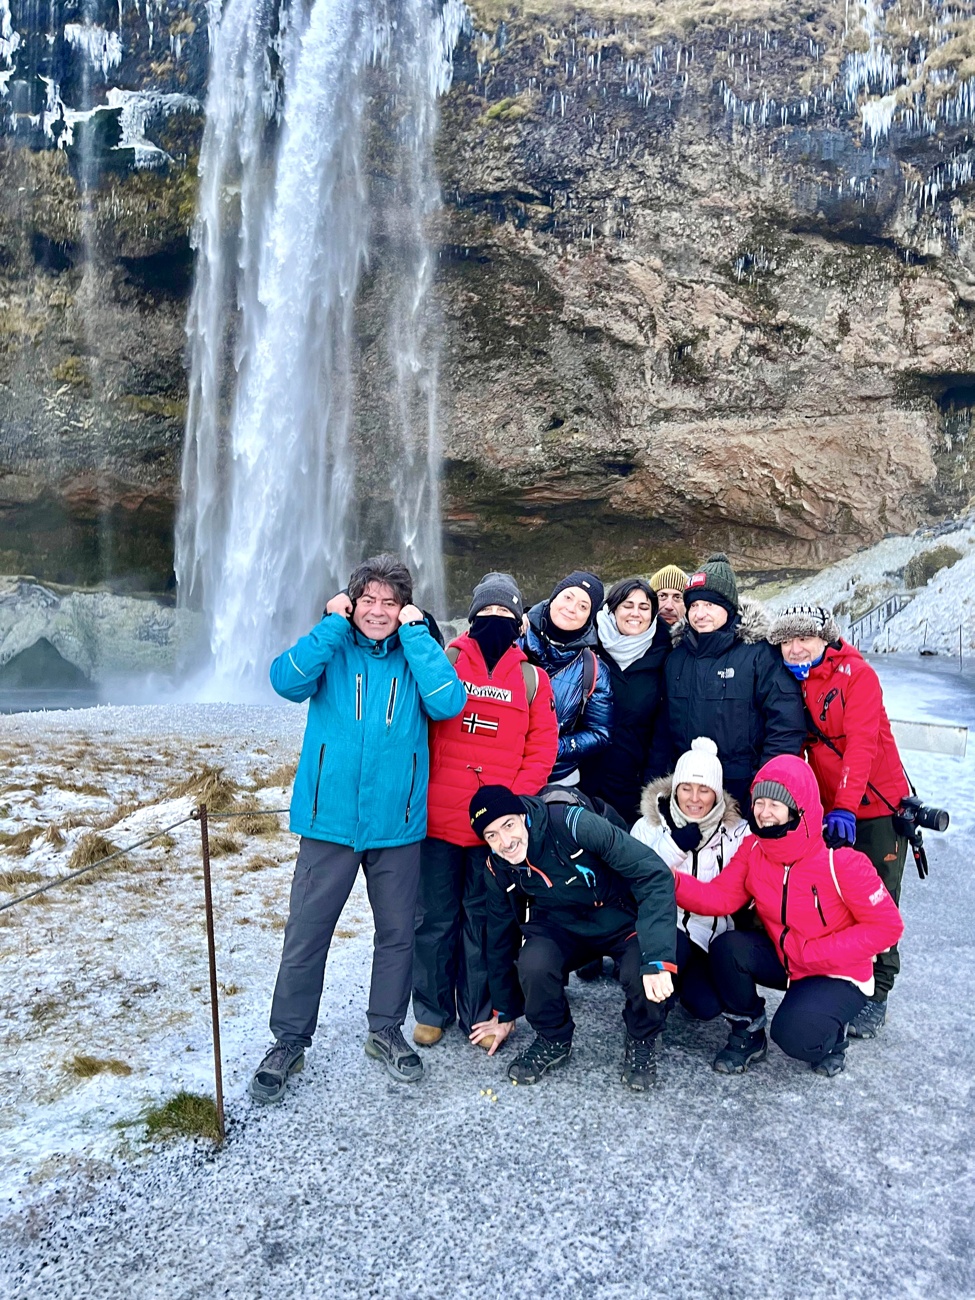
[922,807,950,833]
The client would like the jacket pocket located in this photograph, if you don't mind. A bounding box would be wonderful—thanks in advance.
[355,674,362,721]
[311,744,326,822]
[811,884,827,927]
[404,752,417,823]
[386,677,398,727]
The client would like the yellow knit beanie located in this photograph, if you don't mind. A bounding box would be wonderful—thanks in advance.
[649,564,689,593]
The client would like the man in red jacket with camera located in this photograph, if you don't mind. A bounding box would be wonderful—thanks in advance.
[768,604,909,1040]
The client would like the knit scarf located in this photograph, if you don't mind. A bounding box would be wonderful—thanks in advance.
[596,607,657,671]
[667,787,728,843]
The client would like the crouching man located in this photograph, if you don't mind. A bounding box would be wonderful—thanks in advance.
[249,554,466,1103]
[468,786,677,1090]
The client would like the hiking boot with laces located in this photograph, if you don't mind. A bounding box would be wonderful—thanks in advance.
[812,1035,849,1078]
[712,1016,768,1075]
[848,998,886,1040]
[507,1033,572,1085]
[248,1040,305,1104]
[365,1026,424,1083]
[621,1033,658,1091]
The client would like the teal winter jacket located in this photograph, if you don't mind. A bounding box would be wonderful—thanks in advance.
[270,614,466,850]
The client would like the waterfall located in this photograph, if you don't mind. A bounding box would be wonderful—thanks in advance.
[176,0,465,697]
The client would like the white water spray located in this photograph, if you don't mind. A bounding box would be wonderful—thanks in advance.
[176,0,465,698]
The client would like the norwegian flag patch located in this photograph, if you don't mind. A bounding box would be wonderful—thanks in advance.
[462,712,500,736]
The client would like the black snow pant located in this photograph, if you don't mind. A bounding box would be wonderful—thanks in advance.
[674,929,723,1021]
[412,837,492,1035]
[269,836,421,1047]
[517,925,668,1044]
[709,929,866,1063]
[855,814,908,1001]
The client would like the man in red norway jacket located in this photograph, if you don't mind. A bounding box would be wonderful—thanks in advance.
[768,604,909,1040]
[672,755,903,1078]
[412,573,559,1049]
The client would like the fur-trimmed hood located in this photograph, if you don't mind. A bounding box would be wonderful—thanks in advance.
[639,775,742,829]
[669,595,770,648]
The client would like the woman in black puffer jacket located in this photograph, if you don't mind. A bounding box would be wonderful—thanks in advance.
[581,577,671,824]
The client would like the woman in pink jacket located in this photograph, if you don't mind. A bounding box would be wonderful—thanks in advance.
[672,754,903,1078]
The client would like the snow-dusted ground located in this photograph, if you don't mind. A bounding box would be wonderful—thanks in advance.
[0,663,973,1299]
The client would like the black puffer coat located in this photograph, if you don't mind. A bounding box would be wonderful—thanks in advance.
[581,618,671,825]
[656,598,805,810]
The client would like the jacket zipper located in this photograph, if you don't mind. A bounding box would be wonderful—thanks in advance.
[311,744,326,822]
[404,752,417,823]
[812,884,827,927]
[779,863,793,976]
[386,677,398,726]
[355,673,362,721]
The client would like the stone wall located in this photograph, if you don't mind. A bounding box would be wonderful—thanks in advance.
[1,0,974,610]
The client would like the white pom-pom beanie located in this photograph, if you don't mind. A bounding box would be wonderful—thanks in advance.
[672,736,724,797]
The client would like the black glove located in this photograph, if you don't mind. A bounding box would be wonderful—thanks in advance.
[670,821,702,852]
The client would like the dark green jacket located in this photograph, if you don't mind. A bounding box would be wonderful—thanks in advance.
[484,798,677,1021]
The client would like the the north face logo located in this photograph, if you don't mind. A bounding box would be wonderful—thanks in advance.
[687,571,707,588]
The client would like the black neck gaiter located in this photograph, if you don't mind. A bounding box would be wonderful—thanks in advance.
[469,615,519,672]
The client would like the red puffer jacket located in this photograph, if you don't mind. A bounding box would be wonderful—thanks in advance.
[673,755,904,991]
[802,639,908,820]
[426,635,559,847]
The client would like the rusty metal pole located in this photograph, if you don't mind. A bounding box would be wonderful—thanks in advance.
[194,803,226,1142]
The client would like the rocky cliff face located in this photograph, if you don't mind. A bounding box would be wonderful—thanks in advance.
[2,0,975,609]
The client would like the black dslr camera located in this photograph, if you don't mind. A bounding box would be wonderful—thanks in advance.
[894,796,950,879]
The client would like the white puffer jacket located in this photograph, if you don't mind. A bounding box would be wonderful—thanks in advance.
[630,777,748,952]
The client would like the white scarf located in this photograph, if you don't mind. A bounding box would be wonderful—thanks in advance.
[596,606,658,671]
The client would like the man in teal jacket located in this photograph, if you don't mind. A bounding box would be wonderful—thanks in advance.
[249,554,466,1101]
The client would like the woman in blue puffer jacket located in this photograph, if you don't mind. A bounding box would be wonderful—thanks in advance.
[522,570,613,787]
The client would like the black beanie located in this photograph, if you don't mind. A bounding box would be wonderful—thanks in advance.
[469,785,526,839]
[549,570,604,612]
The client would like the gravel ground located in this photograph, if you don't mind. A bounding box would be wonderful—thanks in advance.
[0,664,972,1299]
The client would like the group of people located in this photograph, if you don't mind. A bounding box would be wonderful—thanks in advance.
[248,549,910,1101]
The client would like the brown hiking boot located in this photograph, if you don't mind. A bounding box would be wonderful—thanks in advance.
[412,1023,443,1047]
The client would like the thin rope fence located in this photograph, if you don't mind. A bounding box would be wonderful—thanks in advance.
[1,802,292,1142]
[0,807,289,914]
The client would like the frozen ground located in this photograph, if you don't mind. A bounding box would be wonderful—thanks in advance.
[0,662,973,1299]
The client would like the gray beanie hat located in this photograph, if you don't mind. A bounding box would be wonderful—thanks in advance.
[751,779,799,812]
[468,572,523,623]
[768,604,842,646]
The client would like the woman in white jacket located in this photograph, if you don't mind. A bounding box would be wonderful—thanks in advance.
[631,736,748,1019]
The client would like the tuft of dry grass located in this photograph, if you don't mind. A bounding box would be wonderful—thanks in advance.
[233,812,283,837]
[244,854,280,872]
[55,780,109,798]
[208,833,242,858]
[30,995,64,1024]
[68,1054,133,1078]
[42,825,66,849]
[156,833,176,851]
[0,868,44,890]
[168,765,240,810]
[0,826,42,857]
[252,761,298,791]
[65,833,124,884]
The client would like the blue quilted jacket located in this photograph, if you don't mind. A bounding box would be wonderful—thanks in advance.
[522,602,613,781]
[270,614,466,849]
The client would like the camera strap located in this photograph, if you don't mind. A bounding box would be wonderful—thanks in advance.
[805,709,928,880]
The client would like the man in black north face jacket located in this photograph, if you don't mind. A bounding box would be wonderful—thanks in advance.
[467,786,677,1091]
[656,554,805,813]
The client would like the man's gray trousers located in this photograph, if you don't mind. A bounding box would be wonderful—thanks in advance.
[269,836,421,1047]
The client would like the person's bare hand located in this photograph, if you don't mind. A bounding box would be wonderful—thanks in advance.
[643,971,673,1003]
[398,604,424,625]
[470,1016,514,1056]
[326,593,353,618]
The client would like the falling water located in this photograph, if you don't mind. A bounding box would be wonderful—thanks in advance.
[176,0,465,696]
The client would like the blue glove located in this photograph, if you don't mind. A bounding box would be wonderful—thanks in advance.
[824,809,857,847]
